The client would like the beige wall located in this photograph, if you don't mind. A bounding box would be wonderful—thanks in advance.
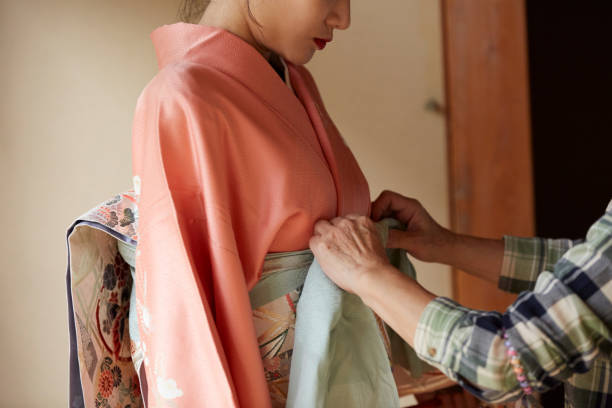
[0,1,181,406]
[0,1,447,406]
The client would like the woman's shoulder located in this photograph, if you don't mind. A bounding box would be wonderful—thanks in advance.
[136,60,228,111]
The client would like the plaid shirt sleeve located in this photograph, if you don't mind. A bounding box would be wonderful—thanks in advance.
[413,200,612,405]
[498,236,578,293]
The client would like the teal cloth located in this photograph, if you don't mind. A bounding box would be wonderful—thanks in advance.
[286,219,423,408]
[249,249,313,309]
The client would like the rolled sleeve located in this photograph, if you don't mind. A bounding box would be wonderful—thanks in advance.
[414,297,524,403]
[499,236,575,293]
[411,205,612,406]
[413,297,464,375]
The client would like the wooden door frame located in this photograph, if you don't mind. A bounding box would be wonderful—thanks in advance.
[441,0,534,312]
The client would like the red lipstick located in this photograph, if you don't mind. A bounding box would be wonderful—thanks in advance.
[314,38,330,50]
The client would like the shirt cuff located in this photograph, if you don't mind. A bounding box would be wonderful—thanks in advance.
[413,296,466,374]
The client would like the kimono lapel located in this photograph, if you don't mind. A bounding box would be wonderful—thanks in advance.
[151,23,329,168]
[150,23,369,217]
[287,63,347,216]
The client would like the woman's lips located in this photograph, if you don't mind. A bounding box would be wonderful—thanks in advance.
[314,38,330,50]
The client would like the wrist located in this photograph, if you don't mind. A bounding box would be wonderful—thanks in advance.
[430,228,461,265]
[357,265,437,346]
[355,264,400,305]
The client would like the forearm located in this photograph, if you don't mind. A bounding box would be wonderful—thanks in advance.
[359,232,504,343]
[357,267,593,404]
[356,265,436,346]
[437,233,504,286]
[356,266,527,403]
[389,227,505,285]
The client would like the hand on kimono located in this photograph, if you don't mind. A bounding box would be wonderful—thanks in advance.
[311,214,437,345]
[372,190,504,284]
[310,215,397,295]
[371,190,454,263]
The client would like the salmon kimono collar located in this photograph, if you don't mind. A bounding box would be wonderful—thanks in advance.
[130,23,371,407]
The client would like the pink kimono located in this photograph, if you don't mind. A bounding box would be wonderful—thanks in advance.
[130,23,371,407]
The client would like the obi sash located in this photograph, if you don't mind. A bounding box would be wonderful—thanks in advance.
[66,192,428,408]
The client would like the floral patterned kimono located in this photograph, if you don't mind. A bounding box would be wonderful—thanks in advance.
[67,192,141,408]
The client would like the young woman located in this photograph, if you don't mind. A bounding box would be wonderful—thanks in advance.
[131,0,372,406]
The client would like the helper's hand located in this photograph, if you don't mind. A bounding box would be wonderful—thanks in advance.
[309,214,394,295]
[371,190,454,263]
[310,213,436,346]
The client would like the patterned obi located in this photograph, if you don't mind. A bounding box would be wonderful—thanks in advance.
[67,192,428,408]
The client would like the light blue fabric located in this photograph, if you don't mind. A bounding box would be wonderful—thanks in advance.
[287,219,408,408]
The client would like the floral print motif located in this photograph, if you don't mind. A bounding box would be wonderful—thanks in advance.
[100,251,132,342]
[107,211,119,228]
[70,191,143,408]
[97,255,131,363]
[111,365,122,387]
[88,191,138,241]
[98,369,114,398]
[105,195,122,206]
[94,357,138,408]
[157,376,184,399]
[103,265,116,290]
[120,208,135,227]
[253,286,302,406]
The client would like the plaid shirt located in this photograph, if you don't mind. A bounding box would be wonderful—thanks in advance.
[414,199,612,407]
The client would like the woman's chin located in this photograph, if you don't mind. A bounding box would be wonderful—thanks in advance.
[281,48,316,66]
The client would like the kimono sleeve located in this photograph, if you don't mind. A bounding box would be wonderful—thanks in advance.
[131,76,270,407]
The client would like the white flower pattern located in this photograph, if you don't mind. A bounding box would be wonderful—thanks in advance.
[157,376,184,400]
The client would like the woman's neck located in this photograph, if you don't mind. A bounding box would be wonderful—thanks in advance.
[198,2,273,61]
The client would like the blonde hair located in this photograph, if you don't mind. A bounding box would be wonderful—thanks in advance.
[177,0,211,23]
[177,0,261,27]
